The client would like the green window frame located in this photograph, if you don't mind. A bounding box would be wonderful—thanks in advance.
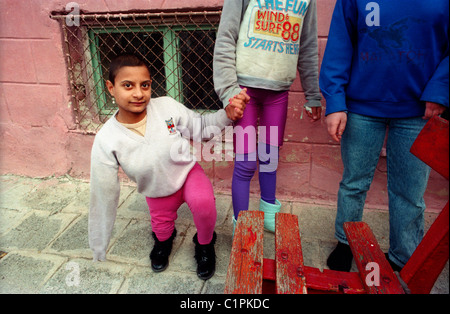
[88,24,220,116]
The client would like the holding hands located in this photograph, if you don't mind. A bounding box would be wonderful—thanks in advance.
[304,105,322,122]
[225,88,250,121]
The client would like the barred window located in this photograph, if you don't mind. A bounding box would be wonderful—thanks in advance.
[52,11,222,133]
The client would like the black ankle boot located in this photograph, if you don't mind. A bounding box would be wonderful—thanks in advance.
[150,229,177,272]
[327,241,353,272]
[193,232,216,280]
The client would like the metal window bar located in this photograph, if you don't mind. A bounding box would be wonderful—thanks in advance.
[51,11,222,134]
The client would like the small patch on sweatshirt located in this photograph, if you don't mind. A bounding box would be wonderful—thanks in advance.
[165,118,177,134]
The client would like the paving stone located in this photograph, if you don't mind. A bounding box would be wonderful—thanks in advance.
[0,210,77,251]
[0,208,29,235]
[430,262,449,294]
[299,238,322,268]
[0,176,42,211]
[202,275,226,294]
[60,182,91,214]
[292,203,337,242]
[120,267,205,294]
[117,190,149,220]
[48,215,90,255]
[41,258,132,294]
[49,215,131,261]
[107,218,155,265]
[214,194,233,226]
[0,252,66,293]
[25,178,83,214]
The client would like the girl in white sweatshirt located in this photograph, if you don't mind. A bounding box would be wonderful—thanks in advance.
[89,54,243,280]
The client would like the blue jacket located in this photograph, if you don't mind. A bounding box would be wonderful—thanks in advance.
[320,0,449,117]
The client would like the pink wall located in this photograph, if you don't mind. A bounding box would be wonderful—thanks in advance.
[0,0,447,210]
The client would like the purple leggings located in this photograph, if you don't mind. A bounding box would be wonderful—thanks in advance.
[232,87,288,219]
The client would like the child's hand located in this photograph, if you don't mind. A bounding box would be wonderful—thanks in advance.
[423,102,445,120]
[326,111,347,143]
[225,88,250,121]
[304,105,322,122]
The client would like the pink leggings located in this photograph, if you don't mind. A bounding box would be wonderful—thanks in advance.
[146,163,217,245]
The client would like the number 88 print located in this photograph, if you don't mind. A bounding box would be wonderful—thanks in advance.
[282,21,300,42]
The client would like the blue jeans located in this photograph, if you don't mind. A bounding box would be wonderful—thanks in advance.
[335,113,430,267]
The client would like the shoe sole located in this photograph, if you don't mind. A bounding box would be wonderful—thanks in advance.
[151,263,168,273]
[197,269,215,281]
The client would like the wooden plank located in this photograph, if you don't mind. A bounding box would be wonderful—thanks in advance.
[275,213,307,294]
[344,221,405,294]
[224,210,264,294]
[263,258,366,294]
[262,258,277,294]
[400,202,449,294]
[303,266,366,294]
[410,116,449,179]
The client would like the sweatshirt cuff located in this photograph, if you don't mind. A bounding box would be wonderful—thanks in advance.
[421,81,449,108]
[304,99,322,108]
[92,250,106,262]
[221,86,245,108]
[219,108,234,125]
[324,94,348,116]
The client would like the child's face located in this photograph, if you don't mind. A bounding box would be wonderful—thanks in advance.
[106,65,152,123]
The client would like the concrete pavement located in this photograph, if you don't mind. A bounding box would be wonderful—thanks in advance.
[0,174,448,294]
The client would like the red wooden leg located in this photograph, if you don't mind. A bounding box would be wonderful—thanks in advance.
[400,202,449,294]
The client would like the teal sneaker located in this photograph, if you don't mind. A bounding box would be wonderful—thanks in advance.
[259,199,281,233]
[232,216,237,238]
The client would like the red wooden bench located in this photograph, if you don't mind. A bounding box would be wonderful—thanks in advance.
[225,116,449,294]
